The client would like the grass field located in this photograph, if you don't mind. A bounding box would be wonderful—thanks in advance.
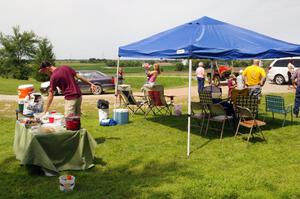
[0,77,42,95]
[56,61,180,75]
[0,94,299,198]
[123,76,196,91]
[0,61,191,95]
[0,75,195,95]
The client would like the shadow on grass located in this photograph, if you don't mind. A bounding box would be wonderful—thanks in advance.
[259,114,300,131]
[94,137,121,145]
[146,114,237,140]
[0,156,183,198]
[94,157,107,166]
[147,113,300,134]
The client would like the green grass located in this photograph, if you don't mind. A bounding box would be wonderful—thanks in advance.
[0,77,41,95]
[0,75,194,95]
[0,61,191,95]
[56,61,181,75]
[0,94,300,198]
[124,76,196,91]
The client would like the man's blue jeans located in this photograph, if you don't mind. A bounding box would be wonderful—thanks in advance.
[197,77,205,94]
[293,86,300,116]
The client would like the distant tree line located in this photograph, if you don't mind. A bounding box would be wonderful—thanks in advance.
[80,58,272,71]
[0,26,55,81]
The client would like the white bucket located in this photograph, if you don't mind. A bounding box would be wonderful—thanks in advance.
[59,175,75,192]
[174,104,182,116]
[18,84,34,99]
[98,109,109,122]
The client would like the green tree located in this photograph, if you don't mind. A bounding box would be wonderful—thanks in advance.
[0,26,37,79]
[32,38,55,82]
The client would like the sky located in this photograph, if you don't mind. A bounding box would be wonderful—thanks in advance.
[1,0,300,59]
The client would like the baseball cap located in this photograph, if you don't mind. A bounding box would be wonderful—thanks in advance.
[39,61,52,72]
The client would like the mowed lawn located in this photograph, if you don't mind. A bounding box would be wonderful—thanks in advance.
[0,94,299,198]
[0,61,193,95]
[0,75,195,95]
[56,61,181,75]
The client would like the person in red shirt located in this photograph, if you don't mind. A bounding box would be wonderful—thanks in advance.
[39,61,96,116]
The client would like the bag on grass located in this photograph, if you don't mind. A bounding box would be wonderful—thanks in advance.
[100,119,117,126]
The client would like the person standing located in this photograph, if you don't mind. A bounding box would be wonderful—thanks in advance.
[118,66,124,85]
[39,61,97,116]
[196,62,205,93]
[243,59,266,97]
[227,74,236,99]
[287,60,295,90]
[236,70,244,89]
[144,63,160,88]
[291,67,300,117]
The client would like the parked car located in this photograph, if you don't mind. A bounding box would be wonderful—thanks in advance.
[267,57,300,85]
[40,70,120,95]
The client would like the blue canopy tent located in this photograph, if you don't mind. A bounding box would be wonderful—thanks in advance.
[117,16,300,156]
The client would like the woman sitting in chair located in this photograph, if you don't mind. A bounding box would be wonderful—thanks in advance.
[144,63,161,88]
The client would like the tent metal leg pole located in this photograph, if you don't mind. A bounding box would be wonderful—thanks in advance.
[187,59,192,157]
[114,57,120,108]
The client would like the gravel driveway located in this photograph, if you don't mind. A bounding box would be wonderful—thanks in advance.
[0,81,295,102]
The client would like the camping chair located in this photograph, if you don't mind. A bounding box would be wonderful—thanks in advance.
[205,103,233,139]
[235,106,266,143]
[118,85,147,114]
[143,85,174,116]
[265,95,293,127]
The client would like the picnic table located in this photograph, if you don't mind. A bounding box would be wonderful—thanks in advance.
[13,121,97,175]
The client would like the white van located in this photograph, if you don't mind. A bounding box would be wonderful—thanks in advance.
[267,57,300,85]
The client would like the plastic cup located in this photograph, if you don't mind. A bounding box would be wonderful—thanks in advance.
[49,117,54,123]
[59,175,75,192]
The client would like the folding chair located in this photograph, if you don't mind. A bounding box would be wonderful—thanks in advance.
[203,85,222,100]
[118,85,147,114]
[265,95,293,127]
[191,102,209,134]
[190,91,212,134]
[235,95,259,118]
[205,103,233,139]
[199,90,214,105]
[235,106,266,143]
[143,85,174,116]
[231,88,249,108]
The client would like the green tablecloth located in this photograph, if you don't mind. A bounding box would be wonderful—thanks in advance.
[14,121,97,175]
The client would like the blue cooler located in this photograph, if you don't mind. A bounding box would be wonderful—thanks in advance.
[113,109,129,125]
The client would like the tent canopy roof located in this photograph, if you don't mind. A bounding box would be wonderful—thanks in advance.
[119,16,300,60]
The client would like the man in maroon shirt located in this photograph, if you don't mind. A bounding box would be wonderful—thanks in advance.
[39,61,96,116]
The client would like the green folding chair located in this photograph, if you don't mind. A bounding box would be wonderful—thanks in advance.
[265,95,293,127]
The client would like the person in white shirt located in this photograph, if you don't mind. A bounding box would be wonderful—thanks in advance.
[287,60,295,90]
[196,62,205,93]
[236,70,244,89]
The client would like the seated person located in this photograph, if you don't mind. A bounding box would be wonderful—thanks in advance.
[204,85,234,116]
